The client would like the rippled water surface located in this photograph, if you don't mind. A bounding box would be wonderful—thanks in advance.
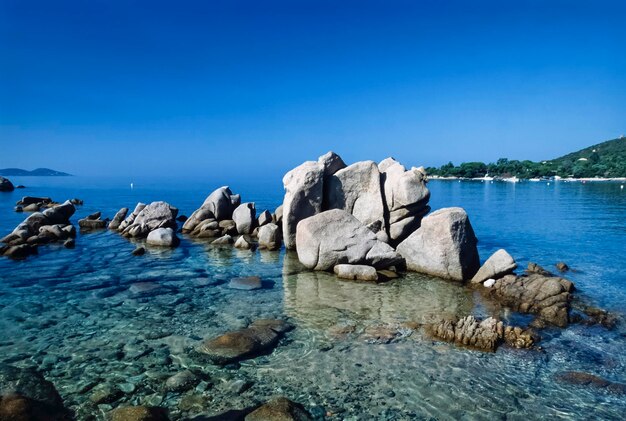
[0,177,624,420]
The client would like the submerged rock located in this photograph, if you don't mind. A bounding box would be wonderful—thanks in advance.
[397,207,479,281]
[0,364,69,419]
[555,371,626,395]
[197,319,293,364]
[108,405,169,421]
[164,370,200,393]
[296,209,402,271]
[334,264,378,281]
[245,397,313,421]
[228,276,263,290]
[470,249,517,284]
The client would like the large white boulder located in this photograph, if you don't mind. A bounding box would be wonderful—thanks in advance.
[282,161,325,250]
[232,202,256,234]
[146,227,180,247]
[324,161,385,228]
[258,223,282,250]
[396,207,479,281]
[296,209,402,271]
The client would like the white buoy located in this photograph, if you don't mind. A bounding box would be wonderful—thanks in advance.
[130,182,134,189]
[547,182,550,186]
[621,184,624,190]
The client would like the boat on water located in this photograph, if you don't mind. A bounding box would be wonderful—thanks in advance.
[503,176,519,183]
[528,178,541,182]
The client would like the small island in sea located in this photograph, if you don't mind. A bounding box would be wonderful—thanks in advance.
[0,168,72,177]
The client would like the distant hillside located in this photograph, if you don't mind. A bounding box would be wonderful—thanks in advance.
[0,168,72,176]
[426,137,626,179]
[546,137,626,178]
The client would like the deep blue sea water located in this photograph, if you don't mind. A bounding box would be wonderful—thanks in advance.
[0,176,624,420]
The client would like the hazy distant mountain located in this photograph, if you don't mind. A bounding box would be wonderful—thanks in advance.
[0,168,72,176]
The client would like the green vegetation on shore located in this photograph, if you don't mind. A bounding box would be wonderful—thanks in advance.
[426,137,626,179]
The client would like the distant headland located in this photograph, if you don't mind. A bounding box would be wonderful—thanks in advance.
[0,168,72,177]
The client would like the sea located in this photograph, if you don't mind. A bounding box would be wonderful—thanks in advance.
[0,176,624,420]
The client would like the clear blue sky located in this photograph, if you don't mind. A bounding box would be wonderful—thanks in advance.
[1,0,624,178]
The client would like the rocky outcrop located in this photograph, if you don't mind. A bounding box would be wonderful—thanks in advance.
[0,176,14,191]
[488,273,574,327]
[108,207,129,230]
[426,316,536,352]
[183,187,237,233]
[146,228,180,247]
[282,161,325,249]
[397,207,479,281]
[379,158,431,244]
[0,364,70,419]
[296,209,403,271]
[245,397,313,421]
[470,249,517,284]
[118,202,178,238]
[334,264,378,281]
[233,202,256,234]
[1,201,76,257]
[282,152,431,253]
[197,319,293,364]
[258,223,281,250]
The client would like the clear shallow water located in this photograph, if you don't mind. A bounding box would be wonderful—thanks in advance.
[0,177,625,420]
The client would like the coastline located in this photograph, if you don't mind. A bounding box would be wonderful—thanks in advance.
[429,175,626,183]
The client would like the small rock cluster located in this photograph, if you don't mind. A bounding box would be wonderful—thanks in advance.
[1,200,76,258]
[182,186,282,250]
[110,202,180,247]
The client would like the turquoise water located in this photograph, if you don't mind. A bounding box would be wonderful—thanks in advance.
[0,177,625,420]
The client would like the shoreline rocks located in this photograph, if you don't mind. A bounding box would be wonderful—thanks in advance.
[487,273,573,327]
[1,200,76,258]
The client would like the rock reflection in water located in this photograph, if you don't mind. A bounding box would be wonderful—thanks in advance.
[283,255,475,331]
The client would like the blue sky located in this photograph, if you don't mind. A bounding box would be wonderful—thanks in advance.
[1,0,624,178]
